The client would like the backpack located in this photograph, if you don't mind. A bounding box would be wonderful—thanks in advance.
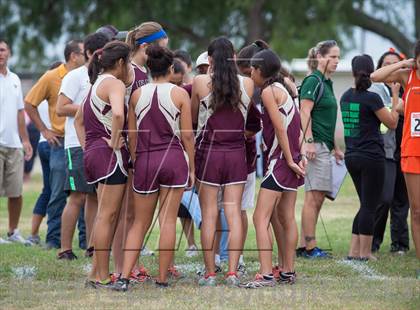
[297,74,325,141]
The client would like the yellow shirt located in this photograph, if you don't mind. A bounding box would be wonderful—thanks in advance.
[25,64,68,136]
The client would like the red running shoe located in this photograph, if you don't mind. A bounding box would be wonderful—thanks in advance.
[272,265,284,280]
[168,266,184,279]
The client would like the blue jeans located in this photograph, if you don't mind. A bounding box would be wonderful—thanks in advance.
[24,122,40,174]
[46,142,67,247]
[181,190,202,228]
[46,141,87,248]
[32,141,51,217]
[219,208,229,262]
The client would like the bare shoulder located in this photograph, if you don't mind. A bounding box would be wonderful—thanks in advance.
[260,86,274,101]
[242,76,254,97]
[172,85,189,99]
[171,85,190,107]
[193,74,211,97]
[193,74,211,84]
[129,87,141,108]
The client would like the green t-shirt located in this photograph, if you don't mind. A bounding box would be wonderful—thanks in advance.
[300,69,337,151]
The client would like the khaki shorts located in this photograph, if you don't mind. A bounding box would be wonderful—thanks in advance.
[0,146,24,197]
[304,142,333,192]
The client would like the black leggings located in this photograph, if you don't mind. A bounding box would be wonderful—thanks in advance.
[372,159,409,249]
[345,156,385,236]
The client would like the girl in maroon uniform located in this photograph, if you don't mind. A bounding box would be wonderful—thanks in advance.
[113,46,194,290]
[75,41,131,288]
[110,22,170,281]
[192,37,254,286]
[242,49,305,288]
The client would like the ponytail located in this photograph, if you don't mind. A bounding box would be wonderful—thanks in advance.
[354,72,372,91]
[125,29,137,53]
[88,41,130,85]
[351,54,374,92]
[88,50,103,84]
[307,47,318,73]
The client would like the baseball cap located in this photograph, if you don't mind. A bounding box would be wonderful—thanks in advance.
[96,25,126,41]
[196,51,209,67]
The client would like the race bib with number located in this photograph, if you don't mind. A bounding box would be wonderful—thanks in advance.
[411,112,420,137]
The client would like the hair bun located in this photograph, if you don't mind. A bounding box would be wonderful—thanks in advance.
[253,39,269,50]
[145,45,165,59]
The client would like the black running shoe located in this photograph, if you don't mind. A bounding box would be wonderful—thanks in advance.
[390,244,399,253]
[371,245,379,253]
[295,247,306,257]
[57,250,78,260]
[278,271,297,284]
[155,281,169,288]
[113,278,129,292]
[85,246,94,258]
[358,257,369,262]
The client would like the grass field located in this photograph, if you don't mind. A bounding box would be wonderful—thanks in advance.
[0,174,419,309]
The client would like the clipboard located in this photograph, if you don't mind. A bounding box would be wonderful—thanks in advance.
[326,157,347,201]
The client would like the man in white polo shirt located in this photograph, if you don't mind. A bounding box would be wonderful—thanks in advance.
[55,32,109,259]
[0,38,33,244]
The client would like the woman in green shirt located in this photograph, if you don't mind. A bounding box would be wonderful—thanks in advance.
[297,40,344,258]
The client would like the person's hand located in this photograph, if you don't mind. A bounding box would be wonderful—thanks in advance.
[102,136,125,150]
[401,58,416,69]
[41,129,61,146]
[288,161,305,178]
[187,170,195,190]
[22,141,33,161]
[305,142,316,160]
[334,148,345,164]
[298,156,308,170]
[391,82,401,96]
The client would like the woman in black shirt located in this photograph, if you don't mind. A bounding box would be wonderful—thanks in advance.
[341,54,399,261]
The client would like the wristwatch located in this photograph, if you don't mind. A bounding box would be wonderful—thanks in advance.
[306,137,314,143]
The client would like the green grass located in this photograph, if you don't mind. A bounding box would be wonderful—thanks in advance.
[0,175,419,309]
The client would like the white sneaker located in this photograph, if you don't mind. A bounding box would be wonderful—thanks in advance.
[186,245,198,257]
[7,229,31,245]
[26,235,41,246]
[0,237,12,244]
[141,246,155,256]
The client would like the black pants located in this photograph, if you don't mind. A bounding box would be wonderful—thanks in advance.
[372,159,410,251]
[345,156,385,236]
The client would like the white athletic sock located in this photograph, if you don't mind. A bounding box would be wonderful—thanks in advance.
[215,254,221,266]
[239,255,244,265]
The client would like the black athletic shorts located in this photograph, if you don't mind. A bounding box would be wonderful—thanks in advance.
[260,175,285,192]
[178,204,192,219]
[98,165,127,185]
[64,147,95,193]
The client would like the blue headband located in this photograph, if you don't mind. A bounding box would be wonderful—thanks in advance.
[136,29,167,45]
